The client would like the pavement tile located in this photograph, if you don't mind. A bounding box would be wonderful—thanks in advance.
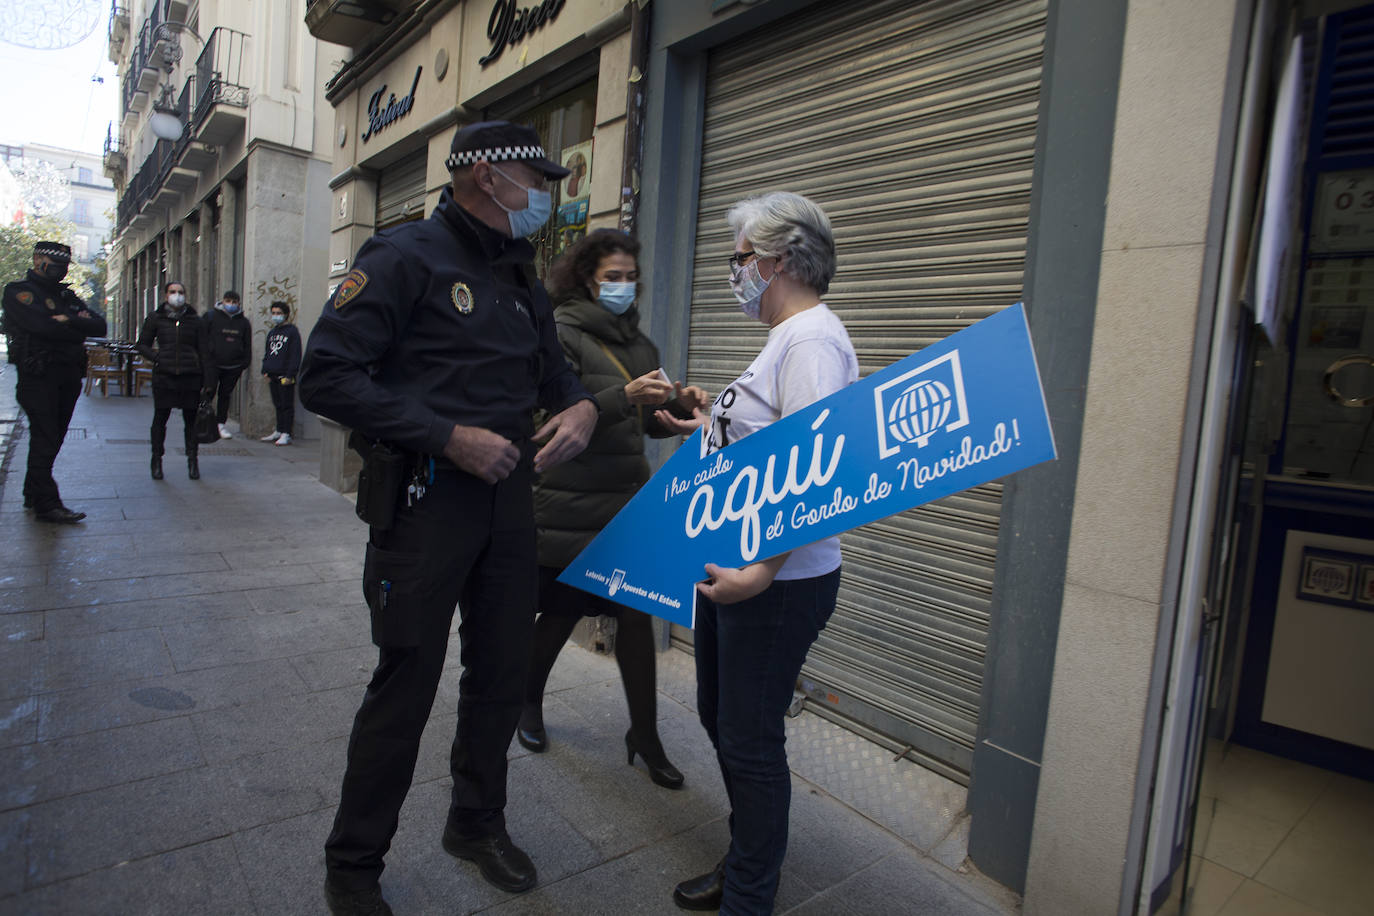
[0,611,43,641]
[0,808,27,898]
[0,566,46,589]
[245,578,362,614]
[812,851,1003,916]
[43,591,255,640]
[0,696,38,749]
[144,563,324,600]
[230,807,335,916]
[208,738,347,833]
[0,642,40,700]
[36,657,308,742]
[3,836,254,915]
[289,643,380,693]
[34,627,175,693]
[219,543,359,571]
[47,551,230,584]
[0,716,204,811]
[162,604,363,672]
[23,767,233,886]
[0,577,153,614]
[190,684,361,763]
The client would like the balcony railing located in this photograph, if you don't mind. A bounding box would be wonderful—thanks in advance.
[108,3,130,63]
[102,123,126,179]
[193,27,249,140]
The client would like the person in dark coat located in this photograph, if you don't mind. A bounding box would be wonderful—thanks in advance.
[518,229,707,790]
[260,300,302,445]
[137,279,214,480]
[1,241,106,523]
[204,289,251,438]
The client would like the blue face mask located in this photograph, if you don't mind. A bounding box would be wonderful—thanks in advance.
[490,165,552,237]
[271,314,285,325]
[596,281,636,315]
[221,301,241,315]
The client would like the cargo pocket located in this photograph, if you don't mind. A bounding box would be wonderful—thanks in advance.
[362,543,430,648]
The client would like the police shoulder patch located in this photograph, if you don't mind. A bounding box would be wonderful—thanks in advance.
[16,291,33,305]
[451,282,474,315]
[333,268,369,310]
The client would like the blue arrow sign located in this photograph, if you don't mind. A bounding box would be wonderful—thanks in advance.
[558,302,1056,627]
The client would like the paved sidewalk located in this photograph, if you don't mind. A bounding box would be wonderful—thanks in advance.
[0,381,1018,915]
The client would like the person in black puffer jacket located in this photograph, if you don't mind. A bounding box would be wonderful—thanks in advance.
[204,289,252,437]
[518,229,708,790]
[137,279,215,480]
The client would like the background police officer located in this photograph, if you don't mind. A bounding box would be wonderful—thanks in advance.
[1,241,106,524]
[300,121,597,916]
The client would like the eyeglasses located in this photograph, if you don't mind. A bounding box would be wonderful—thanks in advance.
[728,249,761,270]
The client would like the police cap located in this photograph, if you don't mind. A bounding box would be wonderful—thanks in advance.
[34,241,72,263]
[445,120,570,179]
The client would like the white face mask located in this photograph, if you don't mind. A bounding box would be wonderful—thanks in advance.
[167,293,186,309]
[729,259,772,321]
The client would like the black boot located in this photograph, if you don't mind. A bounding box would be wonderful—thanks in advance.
[626,729,685,789]
[187,455,200,480]
[517,703,547,753]
[673,858,726,911]
[520,610,579,753]
[617,610,684,789]
[151,456,163,480]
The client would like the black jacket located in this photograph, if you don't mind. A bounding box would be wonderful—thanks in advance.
[533,296,675,568]
[299,188,591,457]
[137,304,215,388]
[205,307,253,370]
[1,269,107,375]
[262,322,301,378]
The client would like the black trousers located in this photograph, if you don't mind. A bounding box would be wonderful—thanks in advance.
[15,369,82,512]
[325,455,538,890]
[213,368,244,424]
[267,375,295,435]
[150,387,200,458]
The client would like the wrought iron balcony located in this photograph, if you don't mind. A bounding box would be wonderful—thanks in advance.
[102,124,126,180]
[192,27,249,144]
[108,3,129,63]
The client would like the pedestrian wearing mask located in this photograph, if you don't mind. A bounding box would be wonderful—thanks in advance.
[519,229,707,791]
[137,280,215,480]
[655,192,858,915]
[205,290,251,439]
[260,301,301,445]
[1,241,107,523]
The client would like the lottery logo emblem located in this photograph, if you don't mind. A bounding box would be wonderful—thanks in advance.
[451,282,474,315]
[872,350,970,458]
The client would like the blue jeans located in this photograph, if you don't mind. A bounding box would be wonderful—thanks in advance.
[694,567,841,915]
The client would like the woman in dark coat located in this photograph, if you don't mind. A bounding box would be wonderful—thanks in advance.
[519,229,707,789]
[137,279,214,480]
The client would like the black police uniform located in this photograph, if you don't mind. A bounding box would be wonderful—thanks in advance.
[2,269,106,514]
[299,186,592,891]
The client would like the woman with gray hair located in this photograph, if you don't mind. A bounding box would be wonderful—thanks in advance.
[656,191,858,914]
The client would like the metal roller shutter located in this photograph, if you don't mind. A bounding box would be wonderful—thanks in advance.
[375,147,428,228]
[687,0,1047,779]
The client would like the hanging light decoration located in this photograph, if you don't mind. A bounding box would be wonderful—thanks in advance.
[11,159,74,217]
[0,0,102,51]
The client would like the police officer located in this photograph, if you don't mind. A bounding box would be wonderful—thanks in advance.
[2,241,106,523]
[299,121,597,916]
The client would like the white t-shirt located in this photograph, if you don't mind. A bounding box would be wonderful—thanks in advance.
[700,303,859,580]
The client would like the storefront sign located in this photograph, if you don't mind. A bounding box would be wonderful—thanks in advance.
[481,0,566,66]
[361,66,423,143]
[559,303,1057,627]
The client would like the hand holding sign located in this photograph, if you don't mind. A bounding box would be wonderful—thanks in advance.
[561,303,1056,627]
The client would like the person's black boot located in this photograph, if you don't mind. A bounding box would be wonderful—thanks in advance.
[151,456,163,480]
[673,858,726,911]
[516,703,548,753]
[323,878,393,916]
[441,823,537,892]
[187,455,200,480]
[626,729,685,789]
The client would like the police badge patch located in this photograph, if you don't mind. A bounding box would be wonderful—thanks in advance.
[45,298,57,311]
[451,282,474,314]
[333,269,369,309]
[16,291,32,305]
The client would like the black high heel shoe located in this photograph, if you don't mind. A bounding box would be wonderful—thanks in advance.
[625,730,684,790]
[516,703,547,753]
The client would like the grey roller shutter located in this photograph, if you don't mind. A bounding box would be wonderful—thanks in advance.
[686,0,1046,779]
[375,148,428,228]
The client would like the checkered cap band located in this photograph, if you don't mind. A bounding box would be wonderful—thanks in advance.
[445,145,547,171]
[34,242,71,261]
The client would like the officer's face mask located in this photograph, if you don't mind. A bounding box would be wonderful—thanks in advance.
[167,293,186,310]
[40,260,68,282]
[488,164,552,238]
[595,281,637,315]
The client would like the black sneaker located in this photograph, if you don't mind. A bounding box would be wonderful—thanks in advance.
[34,506,86,524]
[324,880,393,916]
[441,824,537,893]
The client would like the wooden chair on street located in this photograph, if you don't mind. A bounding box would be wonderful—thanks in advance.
[84,348,124,397]
[131,356,154,397]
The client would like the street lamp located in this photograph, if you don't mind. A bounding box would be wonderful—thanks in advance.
[147,21,205,141]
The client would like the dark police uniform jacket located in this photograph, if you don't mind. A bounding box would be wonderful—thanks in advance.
[299,188,591,459]
[1,270,107,376]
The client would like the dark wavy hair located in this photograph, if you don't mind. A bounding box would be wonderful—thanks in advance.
[548,229,640,301]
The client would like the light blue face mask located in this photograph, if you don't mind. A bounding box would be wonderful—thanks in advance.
[596,281,636,315]
[221,301,241,315]
[490,165,552,237]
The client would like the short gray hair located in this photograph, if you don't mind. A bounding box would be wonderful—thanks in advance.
[725,191,837,295]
